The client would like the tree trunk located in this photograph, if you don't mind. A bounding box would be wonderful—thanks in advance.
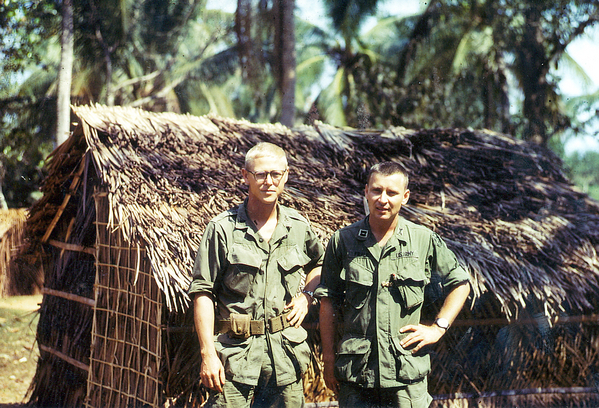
[518,7,549,146]
[56,0,74,146]
[273,0,296,127]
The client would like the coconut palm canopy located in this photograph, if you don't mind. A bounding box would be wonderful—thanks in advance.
[28,104,599,318]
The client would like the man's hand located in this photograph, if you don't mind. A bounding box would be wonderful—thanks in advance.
[400,282,470,353]
[200,353,226,392]
[285,292,311,328]
[399,324,445,353]
[323,357,339,394]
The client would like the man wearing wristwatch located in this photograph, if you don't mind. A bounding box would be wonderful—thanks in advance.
[188,142,324,407]
[315,162,470,408]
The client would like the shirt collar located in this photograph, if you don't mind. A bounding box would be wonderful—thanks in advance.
[235,199,252,231]
[357,216,407,244]
[235,199,291,242]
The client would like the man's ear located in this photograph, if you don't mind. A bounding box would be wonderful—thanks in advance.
[282,168,289,184]
[241,168,250,185]
[402,189,410,205]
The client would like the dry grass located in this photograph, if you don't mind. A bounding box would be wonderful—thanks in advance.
[0,295,41,406]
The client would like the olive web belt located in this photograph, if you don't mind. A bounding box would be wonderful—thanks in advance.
[215,311,292,338]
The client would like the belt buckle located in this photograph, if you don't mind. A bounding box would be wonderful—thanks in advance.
[269,314,285,333]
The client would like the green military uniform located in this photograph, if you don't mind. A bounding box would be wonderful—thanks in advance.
[315,216,469,392]
[188,200,324,390]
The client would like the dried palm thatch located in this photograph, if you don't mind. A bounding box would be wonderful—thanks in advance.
[23,104,599,407]
[0,208,40,296]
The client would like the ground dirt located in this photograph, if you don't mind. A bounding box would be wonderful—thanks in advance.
[0,295,41,407]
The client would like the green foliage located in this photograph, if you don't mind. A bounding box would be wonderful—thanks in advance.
[2,0,599,207]
[0,0,58,73]
[1,97,55,207]
[313,0,599,147]
[324,0,379,37]
[1,1,59,208]
[563,151,599,200]
[0,0,238,206]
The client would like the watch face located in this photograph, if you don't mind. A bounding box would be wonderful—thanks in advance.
[436,318,450,329]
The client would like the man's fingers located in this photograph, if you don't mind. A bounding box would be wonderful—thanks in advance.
[286,295,310,327]
[219,366,226,387]
[201,375,214,390]
[202,373,224,393]
[287,309,305,327]
[399,324,417,333]
[324,371,339,393]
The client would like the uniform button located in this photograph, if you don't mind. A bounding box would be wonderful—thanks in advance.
[259,238,264,242]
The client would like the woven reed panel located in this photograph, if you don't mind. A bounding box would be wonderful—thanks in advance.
[86,193,163,407]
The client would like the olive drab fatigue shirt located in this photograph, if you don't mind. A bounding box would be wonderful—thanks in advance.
[315,216,470,388]
[188,201,324,387]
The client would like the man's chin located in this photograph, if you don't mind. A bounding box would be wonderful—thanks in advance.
[258,194,279,204]
[372,211,394,220]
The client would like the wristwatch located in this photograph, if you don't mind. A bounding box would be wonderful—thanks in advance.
[434,317,450,330]
[302,290,314,299]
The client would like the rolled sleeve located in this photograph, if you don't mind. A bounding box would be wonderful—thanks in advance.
[314,232,344,300]
[430,232,471,291]
[187,221,227,298]
[304,227,325,272]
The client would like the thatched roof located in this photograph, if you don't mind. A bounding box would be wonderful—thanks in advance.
[27,104,599,318]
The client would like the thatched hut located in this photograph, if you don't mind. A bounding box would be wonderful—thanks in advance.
[24,105,599,407]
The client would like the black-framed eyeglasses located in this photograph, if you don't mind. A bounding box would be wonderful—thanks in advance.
[246,169,288,184]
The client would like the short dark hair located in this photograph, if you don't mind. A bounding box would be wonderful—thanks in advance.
[367,162,409,189]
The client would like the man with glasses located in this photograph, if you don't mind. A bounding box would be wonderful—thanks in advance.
[188,142,324,407]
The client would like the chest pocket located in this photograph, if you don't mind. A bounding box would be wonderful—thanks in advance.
[393,259,428,311]
[344,259,374,309]
[224,245,262,296]
[278,245,311,297]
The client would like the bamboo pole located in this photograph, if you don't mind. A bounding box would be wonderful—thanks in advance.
[42,287,95,307]
[41,157,87,243]
[39,344,90,372]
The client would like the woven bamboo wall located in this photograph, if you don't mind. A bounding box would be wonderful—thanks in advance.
[86,192,163,407]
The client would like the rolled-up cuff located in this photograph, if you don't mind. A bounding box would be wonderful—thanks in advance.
[187,279,214,299]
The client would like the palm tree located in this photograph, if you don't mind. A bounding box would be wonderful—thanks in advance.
[392,0,599,146]
[56,0,74,146]
[304,0,390,127]
[273,0,297,127]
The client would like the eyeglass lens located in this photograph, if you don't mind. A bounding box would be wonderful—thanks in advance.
[251,170,286,182]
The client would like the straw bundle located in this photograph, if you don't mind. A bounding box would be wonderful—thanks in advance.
[0,208,39,296]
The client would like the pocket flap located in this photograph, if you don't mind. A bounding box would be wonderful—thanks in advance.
[346,260,374,287]
[390,335,411,356]
[227,245,262,268]
[278,245,311,272]
[217,332,252,346]
[397,259,427,283]
[338,336,371,355]
[281,326,308,344]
